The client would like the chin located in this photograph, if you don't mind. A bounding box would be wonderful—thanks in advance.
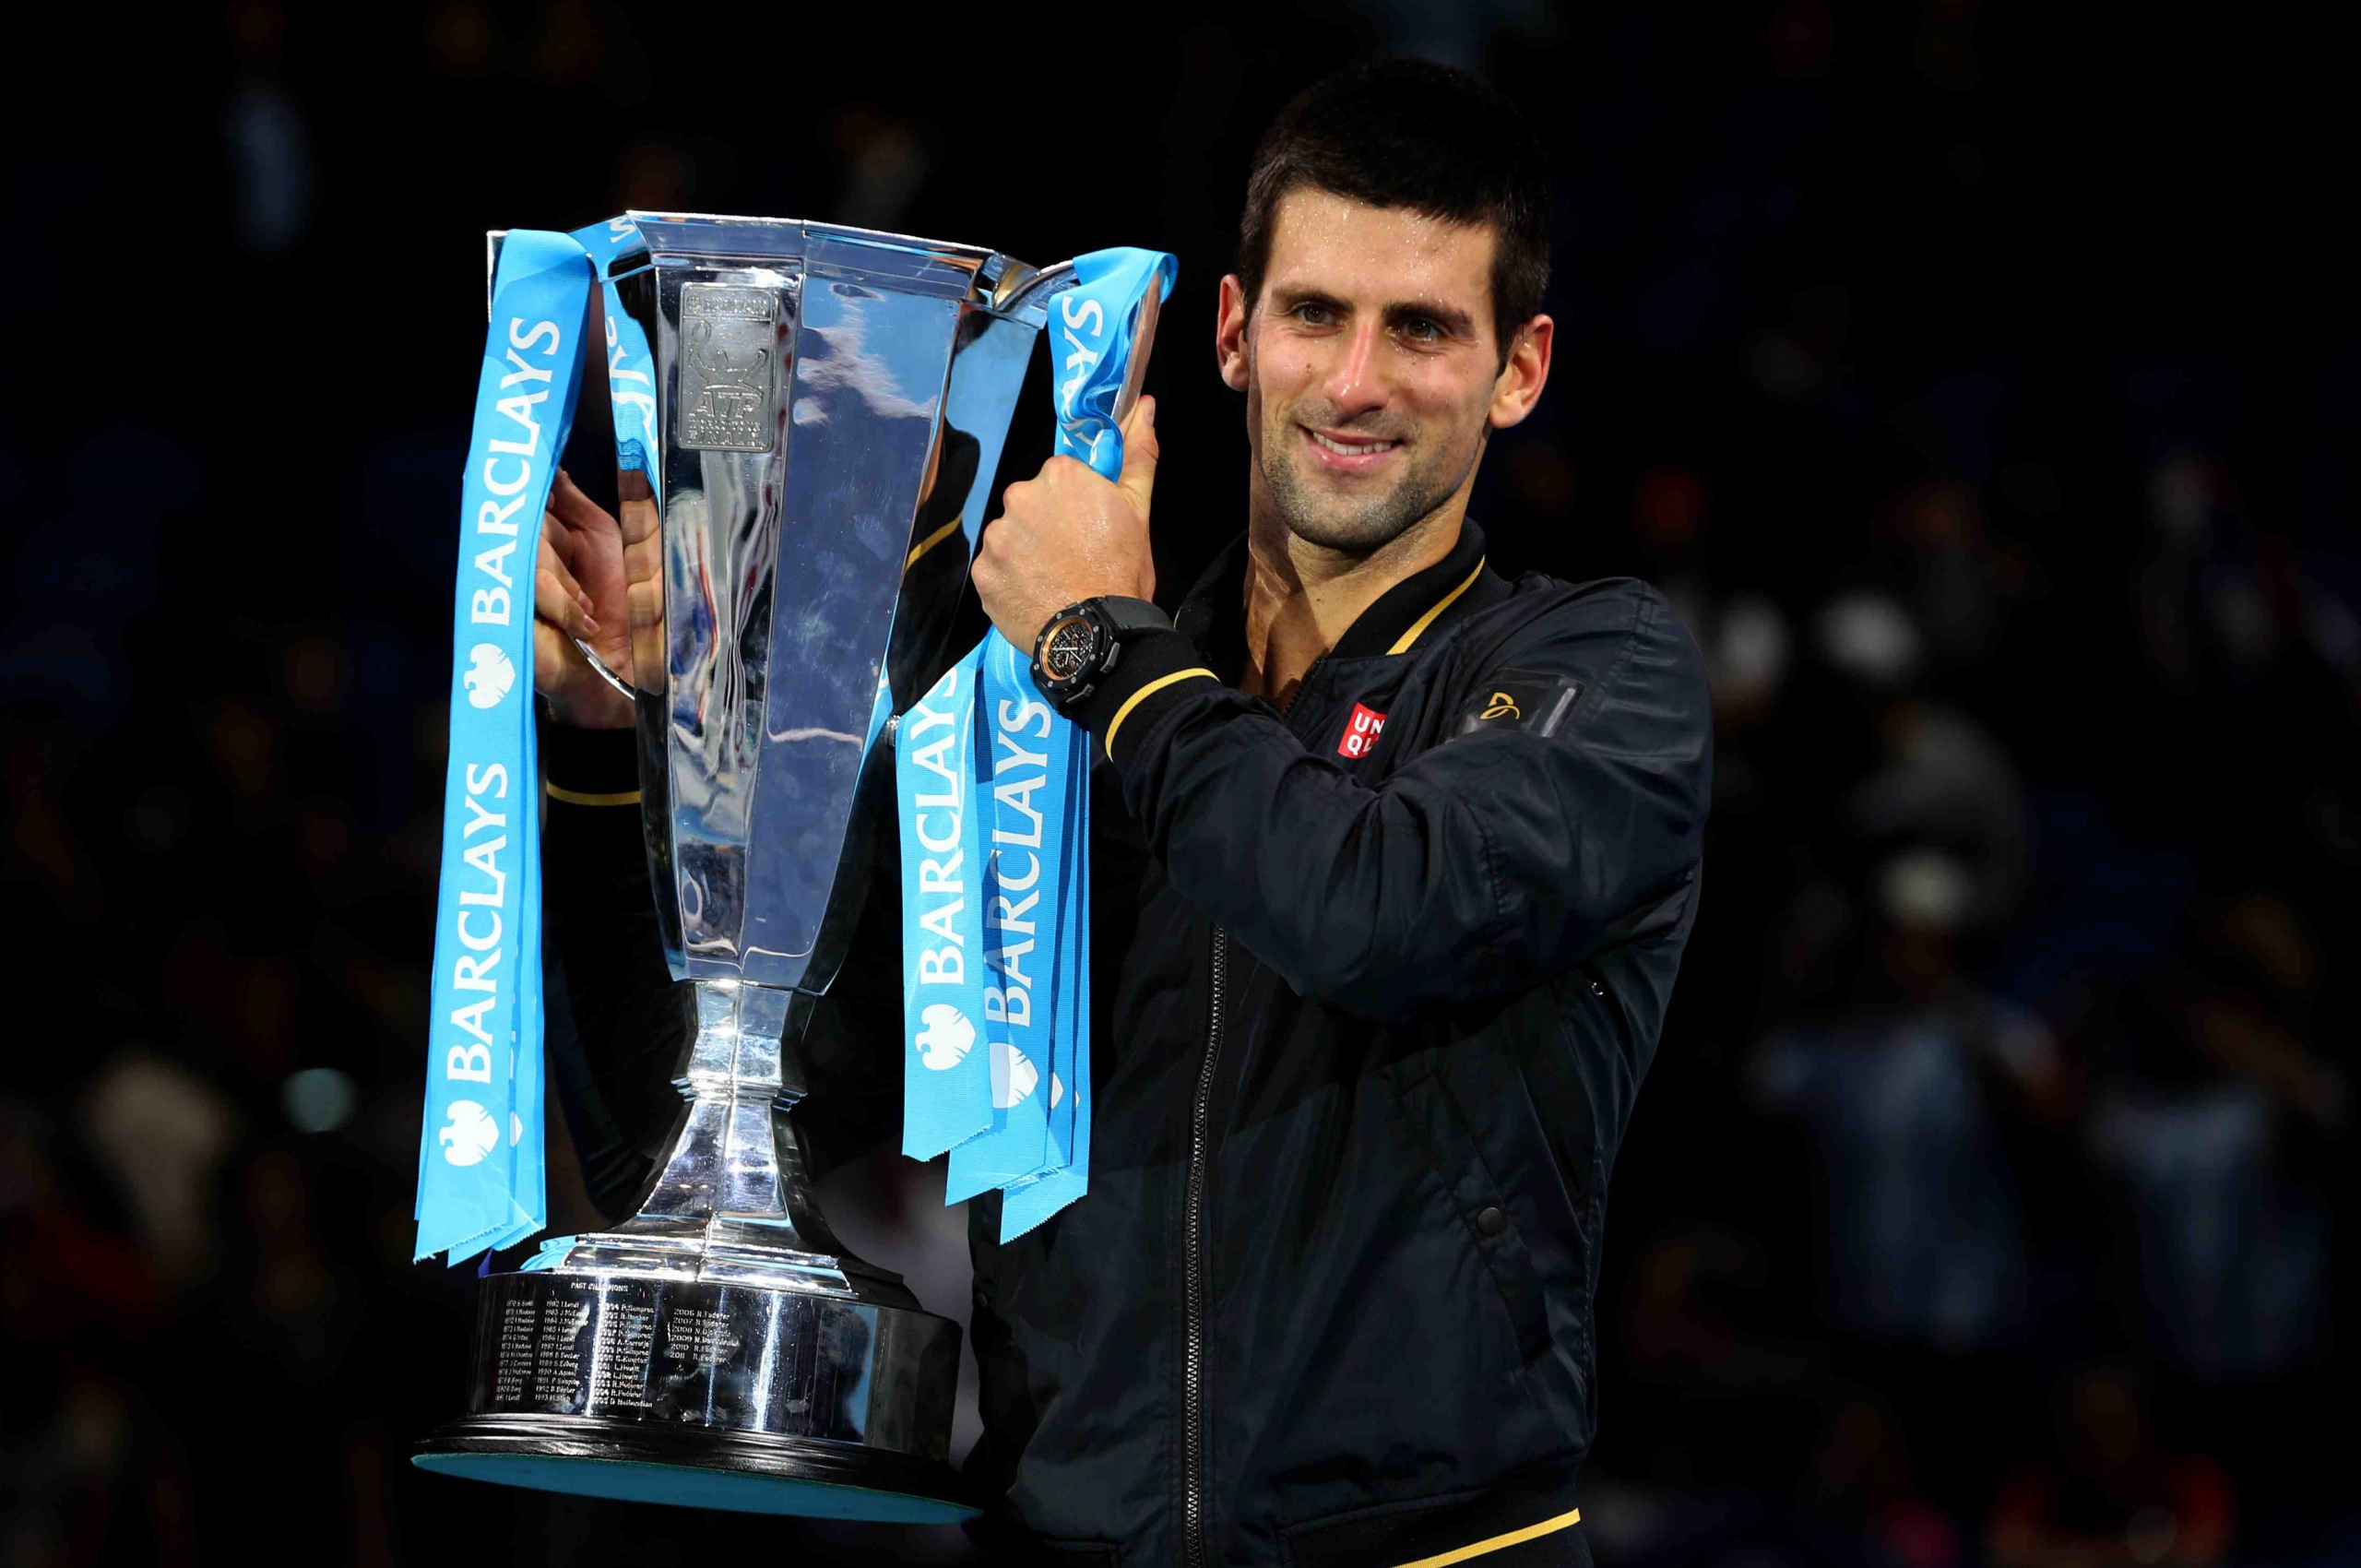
[1268,470,1419,554]
[1279,502,1421,554]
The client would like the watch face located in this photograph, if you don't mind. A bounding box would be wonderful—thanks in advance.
[1040,615,1098,683]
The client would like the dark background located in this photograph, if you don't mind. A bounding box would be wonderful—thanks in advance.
[4,3,2355,1564]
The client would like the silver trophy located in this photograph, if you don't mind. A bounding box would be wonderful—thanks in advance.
[414,213,1099,1520]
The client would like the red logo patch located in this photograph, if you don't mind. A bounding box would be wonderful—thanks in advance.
[1337,702,1387,759]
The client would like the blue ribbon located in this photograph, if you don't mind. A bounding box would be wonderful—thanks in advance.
[1052,248,1178,475]
[897,644,996,1159]
[898,246,1173,1239]
[943,635,1075,1206]
[414,230,594,1264]
[570,217,659,490]
[999,714,1094,1239]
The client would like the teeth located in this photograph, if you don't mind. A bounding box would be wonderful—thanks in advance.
[1310,431,1394,457]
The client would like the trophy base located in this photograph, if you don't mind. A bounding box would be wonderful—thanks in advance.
[418,1267,973,1520]
[415,1416,977,1521]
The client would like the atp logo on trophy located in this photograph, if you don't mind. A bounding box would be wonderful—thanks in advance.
[679,283,778,454]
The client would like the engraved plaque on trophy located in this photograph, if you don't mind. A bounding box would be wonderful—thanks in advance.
[413,213,1086,1520]
[677,283,778,454]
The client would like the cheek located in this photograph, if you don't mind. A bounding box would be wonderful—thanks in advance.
[1249,328,1319,406]
[1398,361,1493,436]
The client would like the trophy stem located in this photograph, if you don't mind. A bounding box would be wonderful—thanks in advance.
[548,980,914,1305]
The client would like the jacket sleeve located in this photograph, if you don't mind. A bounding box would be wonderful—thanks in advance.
[1070,583,1712,1022]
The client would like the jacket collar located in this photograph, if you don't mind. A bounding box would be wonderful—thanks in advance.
[1176,519,1505,681]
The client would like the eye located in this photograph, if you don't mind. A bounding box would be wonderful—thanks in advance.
[1397,316,1445,343]
[1290,301,1338,327]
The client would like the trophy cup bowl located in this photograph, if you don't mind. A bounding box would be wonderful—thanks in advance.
[414,214,1079,1519]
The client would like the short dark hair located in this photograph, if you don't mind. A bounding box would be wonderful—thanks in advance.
[1237,59,1551,351]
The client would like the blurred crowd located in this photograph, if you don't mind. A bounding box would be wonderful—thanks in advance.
[3,2,2354,1564]
[1584,447,2355,1564]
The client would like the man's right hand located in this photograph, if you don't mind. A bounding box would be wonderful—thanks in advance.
[534,469,661,729]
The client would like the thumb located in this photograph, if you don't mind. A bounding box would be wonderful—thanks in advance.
[1116,396,1159,521]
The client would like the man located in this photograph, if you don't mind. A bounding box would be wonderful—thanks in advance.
[533,60,1709,1567]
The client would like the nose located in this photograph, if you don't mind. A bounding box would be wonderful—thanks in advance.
[1321,318,1388,421]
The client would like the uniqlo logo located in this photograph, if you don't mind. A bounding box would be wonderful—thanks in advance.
[1337,703,1387,758]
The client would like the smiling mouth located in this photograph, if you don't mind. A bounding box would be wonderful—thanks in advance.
[1301,428,1403,459]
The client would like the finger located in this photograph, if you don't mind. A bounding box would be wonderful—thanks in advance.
[617,493,661,550]
[544,507,590,575]
[623,543,663,615]
[627,577,663,634]
[1116,396,1159,519]
[538,527,585,605]
[537,536,598,637]
[627,580,663,692]
[622,526,660,576]
[549,468,621,537]
[540,563,600,640]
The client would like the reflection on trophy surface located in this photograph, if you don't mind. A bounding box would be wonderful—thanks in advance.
[415,212,1078,1519]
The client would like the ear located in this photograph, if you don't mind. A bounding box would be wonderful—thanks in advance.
[1488,315,1554,431]
[1216,274,1252,392]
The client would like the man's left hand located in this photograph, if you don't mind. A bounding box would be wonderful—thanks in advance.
[974,397,1160,654]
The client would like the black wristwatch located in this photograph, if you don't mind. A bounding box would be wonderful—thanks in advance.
[1030,596,1170,716]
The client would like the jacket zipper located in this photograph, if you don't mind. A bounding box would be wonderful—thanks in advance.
[1180,924,1228,1568]
[1180,666,1309,1565]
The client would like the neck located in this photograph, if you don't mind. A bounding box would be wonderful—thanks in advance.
[1240,494,1465,707]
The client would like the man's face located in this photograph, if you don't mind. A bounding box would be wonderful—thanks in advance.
[1218,186,1548,554]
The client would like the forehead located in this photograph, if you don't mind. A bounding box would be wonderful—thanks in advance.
[1260,185,1495,315]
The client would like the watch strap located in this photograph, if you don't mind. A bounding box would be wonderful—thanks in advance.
[1094,596,1171,636]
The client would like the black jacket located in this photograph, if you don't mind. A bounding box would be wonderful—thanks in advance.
[540,521,1712,1568]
